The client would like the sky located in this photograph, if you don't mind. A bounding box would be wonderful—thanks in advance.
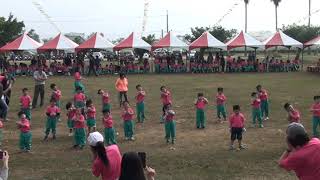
[0,0,319,41]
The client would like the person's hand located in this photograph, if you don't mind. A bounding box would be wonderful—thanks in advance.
[2,151,9,168]
[145,166,156,180]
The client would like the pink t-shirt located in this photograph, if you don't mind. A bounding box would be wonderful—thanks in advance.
[18,118,31,133]
[216,93,226,105]
[229,113,245,128]
[67,109,76,120]
[311,103,320,117]
[20,95,32,109]
[289,110,300,123]
[46,105,61,116]
[103,116,113,128]
[52,90,62,101]
[259,90,268,101]
[87,106,96,119]
[92,145,122,180]
[74,93,86,102]
[195,99,207,109]
[136,91,145,103]
[161,90,172,105]
[74,72,81,81]
[102,93,110,104]
[280,138,320,180]
[251,99,261,109]
[122,108,134,121]
[74,115,85,129]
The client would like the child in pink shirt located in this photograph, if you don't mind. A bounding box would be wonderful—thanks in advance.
[136,84,146,123]
[66,102,76,136]
[85,99,96,133]
[103,109,116,145]
[160,86,172,123]
[74,86,86,109]
[44,98,61,141]
[251,92,263,128]
[50,83,62,108]
[310,96,320,137]
[20,88,32,121]
[284,103,300,123]
[122,101,135,141]
[16,111,32,152]
[98,89,111,112]
[229,105,245,150]
[194,93,208,129]
[216,87,227,123]
[164,105,176,144]
[73,108,86,149]
[74,67,85,93]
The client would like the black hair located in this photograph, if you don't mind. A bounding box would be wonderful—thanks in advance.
[198,93,204,97]
[314,96,320,100]
[102,109,110,114]
[91,141,109,166]
[50,98,56,103]
[119,152,146,180]
[97,89,102,94]
[233,105,240,111]
[86,99,93,107]
[217,87,223,92]
[160,86,166,91]
[18,111,25,117]
[66,102,72,110]
[22,88,28,92]
[284,103,291,109]
[256,85,262,90]
[119,73,125,78]
[136,84,141,89]
[251,92,257,97]
[287,134,310,148]
[122,101,129,106]
[50,83,56,89]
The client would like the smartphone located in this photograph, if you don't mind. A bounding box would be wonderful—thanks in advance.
[0,151,3,160]
[138,152,146,168]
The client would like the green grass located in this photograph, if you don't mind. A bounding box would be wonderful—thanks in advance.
[3,71,320,180]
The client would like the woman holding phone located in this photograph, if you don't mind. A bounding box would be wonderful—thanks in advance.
[0,151,9,180]
[115,73,128,107]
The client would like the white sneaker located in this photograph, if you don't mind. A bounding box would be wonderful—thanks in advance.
[125,137,129,141]
[264,117,269,121]
[130,137,135,141]
[68,133,73,137]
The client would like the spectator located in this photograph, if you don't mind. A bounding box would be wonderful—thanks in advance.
[87,54,98,76]
[0,151,9,180]
[220,55,225,72]
[0,85,8,122]
[88,132,121,180]
[119,152,156,180]
[1,71,15,106]
[32,65,48,108]
[279,123,320,179]
[115,73,128,107]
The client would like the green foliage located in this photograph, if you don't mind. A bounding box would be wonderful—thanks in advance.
[281,24,320,43]
[0,13,25,46]
[73,36,84,44]
[27,29,40,42]
[142,34,156,45]
[184,26,237,43]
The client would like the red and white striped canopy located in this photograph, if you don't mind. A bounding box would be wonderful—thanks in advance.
[76,33,114,52]
[113,32,151,51]
[189,31,226,50]
[152,31,188,51]
[304,36,320,48]
[226,31,263,50]
[263,30,303,49]
[0,33,42,52]
[38,33,78,52]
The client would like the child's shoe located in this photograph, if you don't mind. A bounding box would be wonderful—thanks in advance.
[43,135,48,141]
[229,145,234,150]
[259,124,264,128]
[130,137,135,141]
[68,133,73,137]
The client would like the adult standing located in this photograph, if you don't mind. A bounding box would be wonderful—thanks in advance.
[87,54,97,76]
[32,65,48,108]
[1,71,15,105]
[115,73,128,107]
[0,84,8,122]
[88,132,122,180]
[279,123,320,179]
[220,54,225,73]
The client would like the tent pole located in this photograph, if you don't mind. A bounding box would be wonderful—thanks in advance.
[301,48,304,71]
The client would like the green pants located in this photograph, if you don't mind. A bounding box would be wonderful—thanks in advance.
[20,132,32,150]
[102,103,111,112]
[74,81,85,93]
[123,120,134,138]
[217,105,227,119]
[74,128,86,146]
[312,116,320,137]
[136,102,145,123]
[252,108,262,126]
[75,101,85,109]
[56,101,61,108]
[21,108,31,121]
[67,119,74,129]
[104,127,117,145]
[165,121,176,141]
[261,100,269,117]
[86,118,96,127]
[196,109,206,128]
[45,116,57,135]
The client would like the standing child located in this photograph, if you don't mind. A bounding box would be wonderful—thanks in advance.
[216,87,227,123]
[310,96,320,137]
[103,109,117,145]
[97,89,111,112]
[19,88,32,121]
[122,101,135,141]
[74,86,86,109]
[73,108,86,149]
[160,86,172,123]
[44,98,61,141]
[194,93,208,129]
[66,102,76,136]
[229,105,245,150]
[16,111,32,152]
[164,105,176,144]
[50,83,62,108]
[284,103,300,123]
[85,99,96,133]
[135,85,146,123]
[256,85,269,121]
[74,67,85,93]
[0,121,3,146]
[251,92,263,128]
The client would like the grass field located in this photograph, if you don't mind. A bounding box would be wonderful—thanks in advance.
[2,71,320,180]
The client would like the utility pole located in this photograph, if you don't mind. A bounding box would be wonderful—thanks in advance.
[161,29,164,38]
[166,10,169,33]
[308,0,311,27]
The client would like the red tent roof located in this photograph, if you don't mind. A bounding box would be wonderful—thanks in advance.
[75,33,114,52]
[38,33,78,52]
[113,32,151,51]
[304,36,320,47]
[0,33,42,52]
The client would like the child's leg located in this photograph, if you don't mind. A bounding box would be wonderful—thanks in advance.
[164,122,170,142]
[217,106,221,120]
[201,110,206,128]
[104,128,109,145]
[170,121,176,143]
[74,129,79,145]
[312,117,320,137]
[45,117,51,137]
[67,120,73,134]
[19,132,25,150]
[52,117,57,137]
[78,128,86,147]
[25,132,32,150]
[230,128,236,148]
[257,110,263,127]
[196,109,201,128]
[221,105,227,121]
[128,120,134,138]
[264,100,269,118]
[140,102,145,122]
[252,109,257,125]
[136,103,141,122]
[110,128,117,144]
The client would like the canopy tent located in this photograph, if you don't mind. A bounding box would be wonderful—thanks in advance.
[113,32,151,51]
[189,31,226,50]
[0,33,42,52]
[75,32,114,52]
[38,33,79,53]
[304,36,320,48]
[226,31,264,50]
[263,30,303,49]
[152,31,188,51]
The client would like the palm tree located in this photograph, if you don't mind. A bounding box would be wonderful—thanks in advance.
[244,0,249,33]
[271,0,282,31]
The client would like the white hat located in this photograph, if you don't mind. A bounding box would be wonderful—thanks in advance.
[87,131,104,146]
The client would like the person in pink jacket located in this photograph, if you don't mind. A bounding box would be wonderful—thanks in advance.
[115,73,128,107]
